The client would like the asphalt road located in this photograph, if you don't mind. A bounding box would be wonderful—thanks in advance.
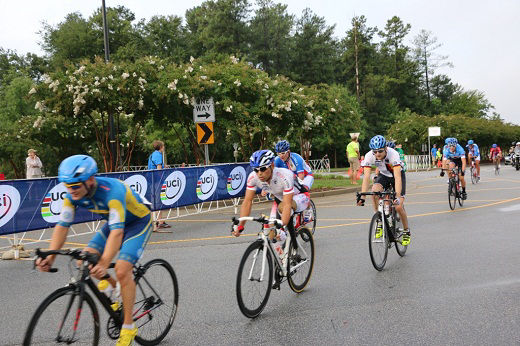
[2,165,520,345]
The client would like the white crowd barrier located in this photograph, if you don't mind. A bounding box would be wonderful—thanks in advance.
[308,158,331,173]
[404,155,432,171]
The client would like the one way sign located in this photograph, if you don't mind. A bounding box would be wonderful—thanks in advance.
[193,98,215,123]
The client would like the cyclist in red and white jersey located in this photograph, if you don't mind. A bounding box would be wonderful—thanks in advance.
[232,150,310,241]
[489,144,502,166]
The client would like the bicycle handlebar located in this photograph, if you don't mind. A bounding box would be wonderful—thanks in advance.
[231,216,283,228]
[34,248,101,273]
[357,191,396,198]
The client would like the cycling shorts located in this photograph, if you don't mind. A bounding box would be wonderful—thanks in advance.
[272,192,310,216]
[448,158,465,175]
[87,213,153,265]
[302,175,314,190]
[374,171,406,197]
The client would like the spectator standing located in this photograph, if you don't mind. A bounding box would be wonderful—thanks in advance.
[148,140,171,230]
[346,134,361,184]
[26,149,43,178]
[431,144,438,167]
[395,144,407,172]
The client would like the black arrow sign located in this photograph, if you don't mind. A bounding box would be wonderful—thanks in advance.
[199,123,213,143]
[197,112,212,119]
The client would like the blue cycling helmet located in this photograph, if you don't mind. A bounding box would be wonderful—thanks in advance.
[387,141,396,149]
[444,137,452,145]
[447,138,458,146]
[250,150,275,168]
[58,155,98,183]
[492,144,497,148]
[275,140,290,153]
[467,140,474,145]
[369,135,386,150]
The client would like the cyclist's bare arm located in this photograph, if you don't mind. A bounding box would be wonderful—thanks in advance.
[232,189,255,237]
[35,224,69,271]
[280,193,293,226]
[393,166,403,200]
[360,166,372,197]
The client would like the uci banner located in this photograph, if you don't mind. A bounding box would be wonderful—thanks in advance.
[0,163,250,235]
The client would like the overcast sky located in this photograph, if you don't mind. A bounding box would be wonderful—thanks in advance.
[1,0,518,124]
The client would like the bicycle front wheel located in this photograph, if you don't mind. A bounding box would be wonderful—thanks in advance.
[23,286,99,346]
[470,167,476,184]
[368,212,388,271]
[448,180,457,210]
[134,259,178,346]
[236,240,273,318]
[287,227,315,293]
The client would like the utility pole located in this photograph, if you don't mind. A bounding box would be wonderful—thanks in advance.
[353,18,360,103]
[101,0,117,171]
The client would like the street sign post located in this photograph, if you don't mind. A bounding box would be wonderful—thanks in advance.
[428,126,441,168]
[193,98,215,123]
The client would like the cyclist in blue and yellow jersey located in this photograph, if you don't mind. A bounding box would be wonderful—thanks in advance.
[466,139,481,181]
[274,140,314,191]
[358,135,410,245]
[35,155,152,346]
[441,138,468,200]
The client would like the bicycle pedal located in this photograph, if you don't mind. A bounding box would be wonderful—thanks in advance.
[272,281,281,290]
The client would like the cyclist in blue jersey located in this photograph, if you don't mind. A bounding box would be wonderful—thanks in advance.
[441,138,467,200]
[274,140,314,191]
[466,139,481,180]
[36,155,152,346]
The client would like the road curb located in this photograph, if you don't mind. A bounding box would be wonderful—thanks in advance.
[312,186,361,197]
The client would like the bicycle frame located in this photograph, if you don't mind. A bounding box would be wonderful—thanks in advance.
[238,216,310,281]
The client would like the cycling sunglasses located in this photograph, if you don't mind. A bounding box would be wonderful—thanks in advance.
[64,182,83,190]
[277,151,289,156]
[372,149,385,154]
[253,166,270,173]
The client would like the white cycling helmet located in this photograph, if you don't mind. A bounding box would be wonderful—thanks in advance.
[516,142,520,145]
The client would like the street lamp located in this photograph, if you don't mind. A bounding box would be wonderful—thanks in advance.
[101,0,116,171]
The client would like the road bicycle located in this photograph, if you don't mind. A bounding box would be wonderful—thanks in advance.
[448,167,464,210]
[23,248,178,346]
[493,157,501,175]
[357,190,408,271]
[233,215,315,318]
[470,158,479,184]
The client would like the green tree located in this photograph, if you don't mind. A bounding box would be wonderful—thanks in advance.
[412,29,453,111]
[185,0,251,58]
[249,0,294,75]
[289,8,339,85]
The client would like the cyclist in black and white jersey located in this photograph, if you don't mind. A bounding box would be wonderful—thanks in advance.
[232,150,310,244]
[357,135,410,245]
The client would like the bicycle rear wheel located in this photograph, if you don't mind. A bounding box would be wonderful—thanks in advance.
[448,180,457,210]
[23,286,99,346]
[307,199,317,234]
[236,240,273,318]
[368,212,388,271]
[287,227,315,293]
[134,259,179,346]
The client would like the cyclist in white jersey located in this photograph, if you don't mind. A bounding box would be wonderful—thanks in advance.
[358,135,410,245]
[232,150,310,240]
